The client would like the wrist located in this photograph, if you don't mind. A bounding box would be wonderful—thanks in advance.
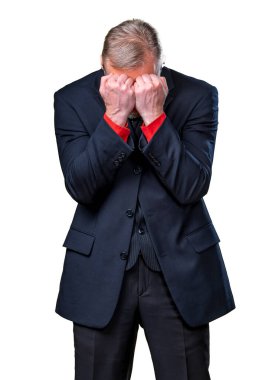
[142,111,164,126]
[105,111,128,127]
[104,112,128,128]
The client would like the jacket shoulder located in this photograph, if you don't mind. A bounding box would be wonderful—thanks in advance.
[162,67,218,116]
[168,67,217,90]
[53,69,103,101]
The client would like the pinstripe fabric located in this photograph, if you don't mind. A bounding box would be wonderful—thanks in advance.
[125,198,161,271]
[125,116,161,272]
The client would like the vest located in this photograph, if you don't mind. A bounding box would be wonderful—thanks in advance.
[125,116,161,272]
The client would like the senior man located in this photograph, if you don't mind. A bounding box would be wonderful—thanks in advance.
[53,18,235,380]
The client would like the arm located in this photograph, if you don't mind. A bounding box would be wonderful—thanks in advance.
[138,86,219,206]
[54,91,134,206]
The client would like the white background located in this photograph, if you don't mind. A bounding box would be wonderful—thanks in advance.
[1,0,274,378]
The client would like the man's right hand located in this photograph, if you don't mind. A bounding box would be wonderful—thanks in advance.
[99,73,135,126]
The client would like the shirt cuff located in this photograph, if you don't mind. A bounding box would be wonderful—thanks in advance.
[103,113,131,143]
[141,112,167,142]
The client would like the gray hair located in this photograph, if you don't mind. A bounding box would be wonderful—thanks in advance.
[101,19,163,74]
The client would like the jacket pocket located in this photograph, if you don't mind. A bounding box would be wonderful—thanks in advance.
[62,227,95,256]
[186,222,220,253]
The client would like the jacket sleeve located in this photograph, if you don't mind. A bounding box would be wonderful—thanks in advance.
[138,85,219,206]
[53,91,135,206]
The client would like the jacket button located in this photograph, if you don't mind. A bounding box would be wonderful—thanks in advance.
[138,227,145,234]
[133,166,142,175]
[126,209,134,217]
[120,251,128,260]
[113,159,120,167]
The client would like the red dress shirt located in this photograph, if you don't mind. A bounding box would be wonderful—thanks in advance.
[103,112,167,143]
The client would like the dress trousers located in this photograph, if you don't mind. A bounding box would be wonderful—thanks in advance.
[125,116,161,272]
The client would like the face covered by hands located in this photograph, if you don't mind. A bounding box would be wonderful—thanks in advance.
[99,69,169,126]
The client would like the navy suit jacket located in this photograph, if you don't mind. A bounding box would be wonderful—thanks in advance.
[53,66,236,328]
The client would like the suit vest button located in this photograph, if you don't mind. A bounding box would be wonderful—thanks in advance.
[126,209,134,217]
[120,251,128,260]
[138,227,145,234]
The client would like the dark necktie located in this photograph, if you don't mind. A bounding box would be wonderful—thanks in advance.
[128,116,143,147]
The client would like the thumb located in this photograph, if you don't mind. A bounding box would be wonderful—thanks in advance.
[160,77,168,96]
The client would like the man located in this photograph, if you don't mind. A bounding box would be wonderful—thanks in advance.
[53,18,236,380]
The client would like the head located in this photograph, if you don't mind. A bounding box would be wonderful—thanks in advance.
[100,18,164,80]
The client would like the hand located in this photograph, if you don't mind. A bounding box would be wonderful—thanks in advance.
[134,74,168,125]
[99,73,135,126]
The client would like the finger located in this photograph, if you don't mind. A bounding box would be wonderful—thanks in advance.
[150,74,161,86]
[160,77,169,96]
[149,74,159,80]
[160,76,167,86]
[125,77,135,88]
[117,73,128,86]
[100,73,113,86]
[141,74,152,83]
[107,74,120,87]
[135,75,145,85]
[109,74,119,82]
[102,73,113,79]
[133,81,141,93]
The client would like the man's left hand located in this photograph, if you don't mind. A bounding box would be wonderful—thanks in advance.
[134,74,168,125]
